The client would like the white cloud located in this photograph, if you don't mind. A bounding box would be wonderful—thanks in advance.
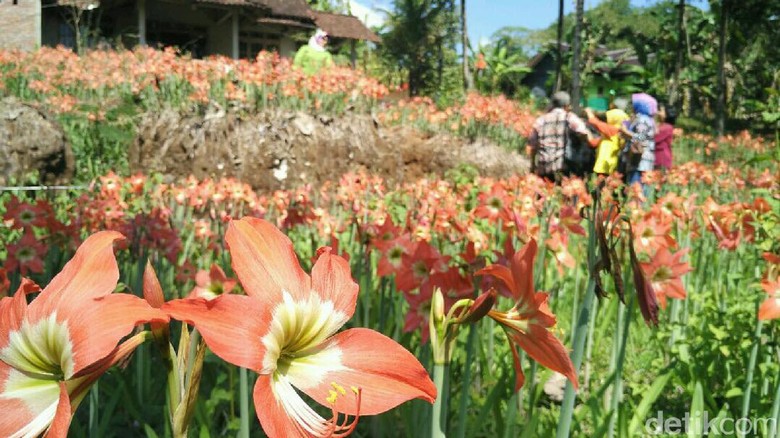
[347,0,386,29]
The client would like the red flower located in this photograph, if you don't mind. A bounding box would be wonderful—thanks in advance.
[4,230,47,276]
[163,217,436,437]
[758,278,780,321]
[188,264,238,300]
[640,247,692,309]
[477,240,578,391]
[0,232,168,437]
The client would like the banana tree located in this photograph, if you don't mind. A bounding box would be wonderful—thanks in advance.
[473,40,530,96]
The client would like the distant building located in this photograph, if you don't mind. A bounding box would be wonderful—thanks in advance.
[0,0,380,59]
[523,43,647,110]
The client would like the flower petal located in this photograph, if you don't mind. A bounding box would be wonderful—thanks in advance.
[476,265,515,296]
[758,297,780,321]
[290,328,436,416]
[43,382,71,438]
[511,239,537,304]
[507,324,578,390]
[254,374,332,438]
[0,279,38,351]
[142,261,165,309]
[28,231,123,323]
[226,217,310,302]
[0,361,61,438]
[311,248,358,320]
[67,294,168,377]
[507,336,526,392]
[162,295,267,372]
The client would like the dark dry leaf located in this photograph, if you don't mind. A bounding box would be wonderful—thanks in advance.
[627,222,659,326]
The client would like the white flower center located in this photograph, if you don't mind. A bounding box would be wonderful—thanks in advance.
[1,313,75,381]
[261,291,348,376]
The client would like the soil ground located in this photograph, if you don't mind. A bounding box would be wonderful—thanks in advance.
[130,107,530,191]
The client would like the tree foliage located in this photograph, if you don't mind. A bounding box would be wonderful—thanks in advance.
[378,0,460,98]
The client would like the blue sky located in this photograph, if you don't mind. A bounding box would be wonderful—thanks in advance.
[466,0,659,46]
[353,0,708,48]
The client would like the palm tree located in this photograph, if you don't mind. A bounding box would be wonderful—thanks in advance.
[462,0,474,90]
[571,0,584,112]
[554,0,564,93]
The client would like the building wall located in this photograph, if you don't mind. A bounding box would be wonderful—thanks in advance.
[0,0,41,51]
[279,36,295,58]
[207,15,233,57]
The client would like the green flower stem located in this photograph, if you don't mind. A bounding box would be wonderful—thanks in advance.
[239,367,250,438]
[738,316,764,438]
[89,380,98,438]
[583,297,599,390]
[431,363,449,438]
[556,203,598,438]
[164,342,181,435]
[455,323,478,438]
[770,374,780,438]
[608,293,635,438]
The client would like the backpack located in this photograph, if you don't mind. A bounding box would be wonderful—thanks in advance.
[564,114,596,177]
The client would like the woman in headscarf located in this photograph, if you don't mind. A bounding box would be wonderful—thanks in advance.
[621,93,657,187]
[585,105,630,175]
[293,29,334,75]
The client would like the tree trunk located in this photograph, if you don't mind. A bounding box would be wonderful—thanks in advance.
[554,0,564,93]
[461,0,474,90]
[669,0,685,109]
[571,0,584,113]
[716,0,728,137]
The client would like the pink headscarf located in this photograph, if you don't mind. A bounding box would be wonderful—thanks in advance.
[631,93,657,116]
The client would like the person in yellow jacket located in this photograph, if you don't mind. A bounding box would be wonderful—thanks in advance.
[293,29,334,75]
[585,106,630,175]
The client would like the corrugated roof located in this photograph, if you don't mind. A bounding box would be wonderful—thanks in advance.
[313,12,380,43]
[193,0,269,9]
[255,0,312,19]
[257,17,315,28]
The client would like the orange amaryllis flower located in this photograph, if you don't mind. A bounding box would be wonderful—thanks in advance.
[163,217,436,437]
[758,278,780,320]
[188,264,238,300]
[477,240,578,391]
[0,231,168,437]
[640,247,693,309]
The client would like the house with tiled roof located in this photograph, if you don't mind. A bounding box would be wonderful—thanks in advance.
[0,0,379,60]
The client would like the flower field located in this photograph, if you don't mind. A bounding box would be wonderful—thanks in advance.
[1,48,779,438]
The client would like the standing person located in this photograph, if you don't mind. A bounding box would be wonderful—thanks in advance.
[528,91,593,182]
[584,106,630,175]
[621,93,657,187]
[654,104,676,170]
[293,29,334,75]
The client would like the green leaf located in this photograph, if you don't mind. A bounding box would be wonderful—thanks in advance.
[724,387,743,398]
[143,424,159,438]
[629,371,673,435]
[677,344,691,364]
[708,404,731,438]
[688,381,705,438]
[708,324,728,341]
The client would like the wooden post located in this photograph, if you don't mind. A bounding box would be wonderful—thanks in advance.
[138,0,146,46]
[231,11,239,59]
[350,40,357,69]
[34,0,42,48]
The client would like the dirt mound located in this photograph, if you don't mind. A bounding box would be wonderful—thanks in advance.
[130,106,529,191]
[0,98,74,185]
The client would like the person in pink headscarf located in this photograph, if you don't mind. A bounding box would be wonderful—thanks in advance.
[620,93,657,187]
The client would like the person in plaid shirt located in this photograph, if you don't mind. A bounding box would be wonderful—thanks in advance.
[528,92,593,181]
